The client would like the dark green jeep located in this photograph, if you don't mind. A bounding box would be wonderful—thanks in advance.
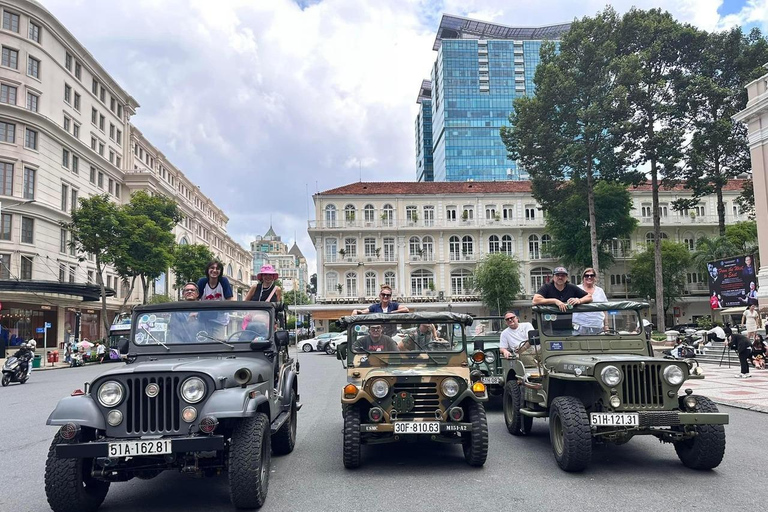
[501,301,728,472]
[466,317,505,396]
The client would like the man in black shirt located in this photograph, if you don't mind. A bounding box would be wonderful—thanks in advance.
[533,266,592,312]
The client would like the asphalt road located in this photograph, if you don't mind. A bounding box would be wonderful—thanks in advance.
[2,350,767,512]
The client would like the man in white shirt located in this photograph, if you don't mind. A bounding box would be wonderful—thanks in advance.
[707,325,726,344]
[499,311,535,365]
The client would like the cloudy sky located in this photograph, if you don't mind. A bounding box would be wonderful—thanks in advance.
[40,0,767,275]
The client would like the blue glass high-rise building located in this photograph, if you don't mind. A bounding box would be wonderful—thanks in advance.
[415,15,570,182]
[415,80,434,182]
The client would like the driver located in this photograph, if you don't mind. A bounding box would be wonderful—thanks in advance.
[170,283,202,342]
[399,323,445,351]
[354,325,398,352]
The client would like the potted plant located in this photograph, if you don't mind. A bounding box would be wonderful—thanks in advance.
[338,248,346,258]
[410,212,418,223]
[346,211,355,222]
[426,281,436,296]
[374,247,381,258]
[336,283,343,294]
[461,210,469,221]
[689,210,696,221]
[494,213,501,221]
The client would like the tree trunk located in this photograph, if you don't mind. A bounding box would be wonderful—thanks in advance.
[118,276,137,313]
[651,163,666,332]
[140,275,148,305]
[716,185,725,236]
[95,258,110,339]
[586,168,600,275]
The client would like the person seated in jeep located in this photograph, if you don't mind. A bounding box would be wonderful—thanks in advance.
[499,311,536,365]
[353,325,398,352]
[532,266,592,312]
[398,323,449,351]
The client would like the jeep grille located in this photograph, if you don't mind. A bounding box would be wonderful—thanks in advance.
[125,376,181,434]
[619,363,664,409]
[392,382,440,419]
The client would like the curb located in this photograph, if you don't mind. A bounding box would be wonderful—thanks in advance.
[710,398,768,414]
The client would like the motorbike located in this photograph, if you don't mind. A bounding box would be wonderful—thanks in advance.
[2,351,33,386]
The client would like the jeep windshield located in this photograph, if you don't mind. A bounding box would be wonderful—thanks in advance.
[349,321,464,354]
[536,302,647,338]
[133,307,271,345]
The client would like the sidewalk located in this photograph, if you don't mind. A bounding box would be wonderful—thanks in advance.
[0,357,86,371]
[679,362,768,413]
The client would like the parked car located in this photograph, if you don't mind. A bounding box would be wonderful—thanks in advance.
[325,333,347,355]
[312,332,340,353]
[296,337,316,352]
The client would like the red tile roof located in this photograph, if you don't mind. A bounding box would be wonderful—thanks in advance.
[317,179,749,196]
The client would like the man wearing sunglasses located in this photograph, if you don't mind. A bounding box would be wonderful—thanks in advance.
[532,266,591,312]
[169,282,202,342]
[352,285,409,315]
[500,311,535,364]
[354,325,398,352]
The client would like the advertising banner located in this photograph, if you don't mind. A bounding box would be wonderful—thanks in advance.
[707,255,758,309]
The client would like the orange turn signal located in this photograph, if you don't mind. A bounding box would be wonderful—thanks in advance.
[472,382,486,394]
[344,384,358,397]
[472,351,485,363]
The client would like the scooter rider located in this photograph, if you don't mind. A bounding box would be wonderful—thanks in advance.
[12,340,35,376]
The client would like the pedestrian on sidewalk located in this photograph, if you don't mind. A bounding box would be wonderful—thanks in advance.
[730,332,752,378]
[742,305,761,342]
[96,342,106,363]
[752,335,766,370]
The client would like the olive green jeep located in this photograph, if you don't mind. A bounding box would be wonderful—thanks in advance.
[501,301,728,472]
[466,317,506,396]
[336,312,489,468]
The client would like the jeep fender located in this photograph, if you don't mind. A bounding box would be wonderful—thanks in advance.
[280,369,298,407]
[455,387,486,404]
[46,395,106,430]
[200,383,271,419]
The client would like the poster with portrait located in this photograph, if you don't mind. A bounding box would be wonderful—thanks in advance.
[707,255,758,309]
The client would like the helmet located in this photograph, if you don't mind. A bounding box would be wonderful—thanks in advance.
[26,339,37,350]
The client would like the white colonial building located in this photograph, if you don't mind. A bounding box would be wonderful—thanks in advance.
[305,180,751,332]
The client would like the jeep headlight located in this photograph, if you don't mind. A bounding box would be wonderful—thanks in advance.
[97,381,124,407]
[181,377,206,403]
[484,352,496,364]
[370,379,389,399]
[600,366,622,387]
[663,365,685,386]
[441,378,459,397]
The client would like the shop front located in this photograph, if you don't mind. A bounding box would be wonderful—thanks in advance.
[0,302,58,355]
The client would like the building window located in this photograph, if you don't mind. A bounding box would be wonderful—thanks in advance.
[97,171,103,189]
[383,237,395,262]
[485,206,497,220]
[365,271,377,296]
[530,267,552,294]
[541,234,552,256]
[461,236,474,259]
[75,62,81,80]
[641,204,652,218]
[110,96,115,112]
[525,205,536,220]
[462,207,474,221]
[23,167,34,198]
[502,205,514,220]
[72,154,79,174]
[384,271,396,290]
[324,205,337,228]
[529,234,540,260]
[60,228,67,253]
[98,142,104,156]
[109,123,115,140]
[422,236,434,261]
[382,204,394,226]
[99,114,105,131]
[117,104,123,119]
[446,207,457,221]
[99,86,105,102]
[27,56,39,78]
[2,11,19,32]
[410,269,434,296]
[1,83,17,104]
[364,237,376,258]
[74,92,80,111]
[28,21,40,42]
[449,235,461,261]
[62,148,70,168]
[91,108,97,124]
[65,52,72,71]
[109,150,114,163]
[63,116,71,132]
[21,216,33,243]
[92,79,98,95]
[324,238,337,263]
[0,161,11,194]
[501,235,514,255]
[409,236,421,260]
[0,253,9,278]
[20,255,32,279]
[325,272,338,294]
[344,238,356,258]
[108,178,114,195]
[26,92,38,112]
[71,188,78,212]
[116,129,122,144]
[406,206,418,223]
[423,205,434,226]
[89,166,96,184]
[73,123,80,138]
[114,183,120,197]
[0,213,11,241]
[115,156,121,168]
[61,184,69,211]
[0,121,14,143]
[451,269,472,295]
[1,46,18,69]
[345,272,357,297]
[25,128,37,149]
[64,83,71,103]
[488,235,500,254]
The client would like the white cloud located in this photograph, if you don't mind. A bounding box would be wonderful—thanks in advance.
[40,0,762,277]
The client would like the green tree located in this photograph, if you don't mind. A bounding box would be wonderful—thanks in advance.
[725,220,758,258]
[541,181,638,270]
[171,244,215,292]
[691,235,738,272]
[674,27,768,235]
[147,294,174,305]
[283,289,310,305]
[736,179,755,219]
[630,240,692,321]
[615,9,697,331]
[64,195,124,336]
[472,253,523,315]
[502,7,639,275]
[307,273,317,295]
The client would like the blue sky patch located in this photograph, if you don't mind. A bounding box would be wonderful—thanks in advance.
[718,0,747,17]
[294,0,322,10]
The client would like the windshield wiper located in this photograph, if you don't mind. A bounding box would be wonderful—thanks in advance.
[139,326,169,351]
[196,331,234,349]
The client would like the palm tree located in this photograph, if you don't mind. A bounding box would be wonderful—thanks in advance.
[691,236,738,272]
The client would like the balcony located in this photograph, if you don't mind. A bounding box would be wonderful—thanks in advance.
[308,216,547,230]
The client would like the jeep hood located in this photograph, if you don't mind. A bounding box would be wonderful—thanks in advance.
[93,357,271,383]
[546,354,665,375]
[361,367,467,379]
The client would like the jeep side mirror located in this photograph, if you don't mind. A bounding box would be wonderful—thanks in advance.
[336,341,348,367]
[250,339,272,351]
[275,330,290,347]
[118,338,130,355]
[528,329,540,346]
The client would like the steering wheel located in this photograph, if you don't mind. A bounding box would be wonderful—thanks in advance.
[598,328,621,336]
[226,330,260,343]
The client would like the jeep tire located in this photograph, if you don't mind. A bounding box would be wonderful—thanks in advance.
[674,396,726,470]
[549,396,592,472]
[342,406,361,469]
[503,380,532,436]
[229,413,271,509]
[272,389,297,455]
[462,401,489,467]
[45,431,110,512]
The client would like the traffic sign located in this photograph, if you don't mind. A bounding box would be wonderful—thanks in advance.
[36,327,45,333]
[45,322,52,328]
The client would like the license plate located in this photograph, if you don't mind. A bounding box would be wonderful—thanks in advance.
[393,422,440,434]
[590,413,639,427]
[108,440,172,458]
[481,376,502,385]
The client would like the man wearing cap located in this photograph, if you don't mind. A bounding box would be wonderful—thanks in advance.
[533,266,592,312]
[354,325,398,352]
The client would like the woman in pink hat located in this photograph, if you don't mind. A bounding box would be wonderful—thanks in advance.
[245,264,282,303]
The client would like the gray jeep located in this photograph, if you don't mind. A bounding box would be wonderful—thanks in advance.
[501,301,728,472]
[44,301,300,511]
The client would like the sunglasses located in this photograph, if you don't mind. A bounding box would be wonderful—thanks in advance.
[380,293,391,297]
[505,317,517,322]
[583,274,596,278]
[183,289,197,293]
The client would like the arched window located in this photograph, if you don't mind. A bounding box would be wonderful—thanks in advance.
[529,234,540,260]
[382,204,394,226]
[451,269,472,295]
[411,269,434,296]
[238,269,243,281]
[326,272,339,294]
[344,204,356,224]
[501,235,514,255]
[645,231,669,244]
[364,204,375,224]
[409,236,422,259]
[461,235,474,259]
[179,237,189,245]
[449,236,461,261]
[345,272,358,297]
[422,236,434,261]
[384,271,396,290]
[488,235,500,254]
[226,264,233,276]
[365,271,377,296]
[541,234,552,256]
[530,267,552,293]
[325,238,337,262]
[324,204,337,227]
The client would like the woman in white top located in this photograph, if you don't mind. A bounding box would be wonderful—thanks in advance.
[742,304,761,341]
[573,268,608,335]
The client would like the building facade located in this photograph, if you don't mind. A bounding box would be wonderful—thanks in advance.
[415,80,433,182]
[415,14,570,182]
[0,0,250,351]
[305,180,750,332]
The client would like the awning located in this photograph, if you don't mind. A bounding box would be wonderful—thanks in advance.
[719,306,749,314]
[309,309,355,321]
[0,280,115,301]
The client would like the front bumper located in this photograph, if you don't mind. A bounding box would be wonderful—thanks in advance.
[56,435,225,459]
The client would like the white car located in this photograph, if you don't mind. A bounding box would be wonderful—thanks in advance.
[297,332,338,353]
